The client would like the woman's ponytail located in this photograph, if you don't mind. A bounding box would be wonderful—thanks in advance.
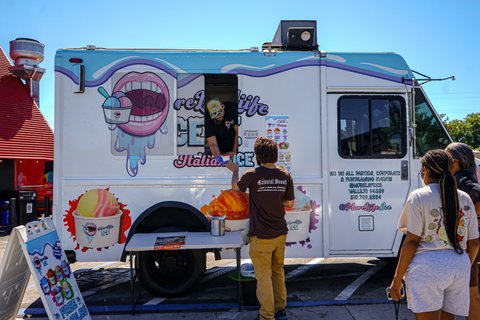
[422,150,462,254]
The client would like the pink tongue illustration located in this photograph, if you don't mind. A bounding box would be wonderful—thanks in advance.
[125,89,165,116]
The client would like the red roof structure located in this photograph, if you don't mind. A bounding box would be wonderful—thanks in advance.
[0,47,53,161]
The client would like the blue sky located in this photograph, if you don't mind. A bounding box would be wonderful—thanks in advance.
[1,0,479,126]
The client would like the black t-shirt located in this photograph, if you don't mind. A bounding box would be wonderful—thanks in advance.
[455,169,480,204]
[204,102,238,154]
[237,166,295,239]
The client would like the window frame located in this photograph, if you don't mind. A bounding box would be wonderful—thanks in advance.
[337,95,407,159]
[413,87,452,157]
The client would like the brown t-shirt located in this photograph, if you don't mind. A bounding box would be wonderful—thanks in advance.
[237,166,295,239]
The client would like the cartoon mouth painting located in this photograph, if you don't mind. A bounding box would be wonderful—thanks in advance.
[112,72,169,136]
[99,72,171,176]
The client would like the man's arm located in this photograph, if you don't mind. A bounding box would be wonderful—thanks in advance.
[232,125,239,154]
[231,169,240,191]
[207,136,221,158]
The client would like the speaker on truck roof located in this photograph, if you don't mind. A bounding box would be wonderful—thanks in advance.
[269,20,318,51]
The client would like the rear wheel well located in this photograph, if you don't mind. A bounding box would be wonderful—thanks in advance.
[121,201,210,261]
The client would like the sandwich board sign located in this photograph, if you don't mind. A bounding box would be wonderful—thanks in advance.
[0,217,90,320]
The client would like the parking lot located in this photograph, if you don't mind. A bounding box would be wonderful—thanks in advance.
[0,228,424,319]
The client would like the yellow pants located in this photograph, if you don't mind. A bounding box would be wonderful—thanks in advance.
[249,234,287,320]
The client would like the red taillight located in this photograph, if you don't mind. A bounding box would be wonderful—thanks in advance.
[69,58,83,63]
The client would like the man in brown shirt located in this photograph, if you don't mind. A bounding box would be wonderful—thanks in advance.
[232,136,294,320]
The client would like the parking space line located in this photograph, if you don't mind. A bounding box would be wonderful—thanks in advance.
[334,260,387,300]
[144,297,166,305]
[285,258,324,280]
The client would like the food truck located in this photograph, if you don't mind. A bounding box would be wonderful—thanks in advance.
[53,20,453,296]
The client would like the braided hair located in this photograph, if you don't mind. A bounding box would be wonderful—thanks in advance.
[421,149,463,254]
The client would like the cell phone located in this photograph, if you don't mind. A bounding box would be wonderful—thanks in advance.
[386,284,405,300]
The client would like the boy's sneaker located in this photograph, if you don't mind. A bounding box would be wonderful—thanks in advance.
[275,309,288,320]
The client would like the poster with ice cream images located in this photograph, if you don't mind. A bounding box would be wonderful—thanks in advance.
[265,116,291,171]
[64,188,132,251]
[25,218,90,320]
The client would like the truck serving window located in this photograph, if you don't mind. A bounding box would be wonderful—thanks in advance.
[414,88,451,157]
[338,96,406,159]
[204,74,239,156]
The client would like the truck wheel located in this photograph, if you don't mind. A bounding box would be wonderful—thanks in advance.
[138,249,206,297]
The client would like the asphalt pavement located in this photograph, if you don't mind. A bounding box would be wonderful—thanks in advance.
[0,227,466,320]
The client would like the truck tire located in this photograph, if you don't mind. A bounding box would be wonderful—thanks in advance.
[138,249,206,297]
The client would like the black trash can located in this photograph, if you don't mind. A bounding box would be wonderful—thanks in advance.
[0,200,9,226]
[242,277,259,306]
[0,190,37,227]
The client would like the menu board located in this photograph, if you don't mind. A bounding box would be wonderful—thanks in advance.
[265,115,291,171]
[0,218,91,320]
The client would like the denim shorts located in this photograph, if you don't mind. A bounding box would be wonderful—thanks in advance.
[405,249,470,316]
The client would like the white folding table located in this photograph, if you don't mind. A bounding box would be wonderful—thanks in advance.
[125,231,245,312]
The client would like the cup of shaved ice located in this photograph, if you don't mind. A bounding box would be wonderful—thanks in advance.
[73,189,122,248]
[202,190,250,244]
[285,189,312,243]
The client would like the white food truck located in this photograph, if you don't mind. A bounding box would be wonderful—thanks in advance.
[53,20,453,296]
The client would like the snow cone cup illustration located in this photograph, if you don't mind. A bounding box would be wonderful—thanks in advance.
[285,189,312,243]
[40,277,51,294]
[202,190,250,244]
[61,260,71,277]
[47,269,57,286]
[73,189,122,248]
[52,285,64,306]
[99,87,132,124]
[62,281,74,300]
[55,265,65,282]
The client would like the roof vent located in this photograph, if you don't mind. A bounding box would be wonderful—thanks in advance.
[269,20,318,51]
[9,38,46,106]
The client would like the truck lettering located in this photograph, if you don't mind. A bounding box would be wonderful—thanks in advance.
[177,116,204,147]
[174,90,269,117]
[173,90,205,114]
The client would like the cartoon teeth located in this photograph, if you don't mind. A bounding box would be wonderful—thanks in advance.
[129,111,163,122]
[121,81,164,94]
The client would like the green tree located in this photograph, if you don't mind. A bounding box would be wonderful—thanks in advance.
[445,113,480,150]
